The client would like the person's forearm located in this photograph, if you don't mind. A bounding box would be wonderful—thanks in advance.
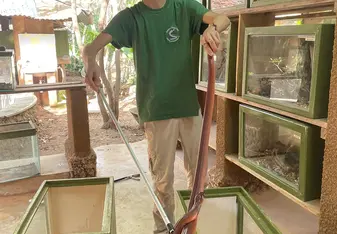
[82,32,112,65]
[203,11,230,33]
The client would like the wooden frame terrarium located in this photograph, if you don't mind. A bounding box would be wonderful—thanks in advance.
[238,104,324,201]
[0,121,40,183]
[0,47,16,91]
[242,24,335,119]
[198,22,238,93]
[175,187,281,233]
[250,0,297,8]
[210,0,250,11]
[14,177,116,234]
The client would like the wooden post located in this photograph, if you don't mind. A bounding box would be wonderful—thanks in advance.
[65,88,96,177]
[319,19,337,233]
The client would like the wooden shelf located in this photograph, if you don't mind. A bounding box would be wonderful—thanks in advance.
[0,82,86,94]
[225,154,321,216]
[196,85,328,129]
[215,0,335,17]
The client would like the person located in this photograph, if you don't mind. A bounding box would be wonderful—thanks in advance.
[82,0,230,233]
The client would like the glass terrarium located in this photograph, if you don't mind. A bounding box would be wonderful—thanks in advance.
[250,0,296,7]
[210,0,249,10]
[242,24,335,119]
[175,187,281,234]
[14,177,116,234]
[0,47,16,91]
[239,104,324,201]
[199,22,238,93]
[0,121,40,183]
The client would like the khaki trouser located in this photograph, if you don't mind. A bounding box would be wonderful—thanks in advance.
[144,112,202,234]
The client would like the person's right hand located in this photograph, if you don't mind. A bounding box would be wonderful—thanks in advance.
[85,61,101,92]
[82,47,101,92]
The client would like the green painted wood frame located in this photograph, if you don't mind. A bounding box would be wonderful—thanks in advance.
[210,0,250,11]
[242,24,335,119]
[0,121,36,140]
[198,21,238,93]
[13,177,116,234]
[238,104,324,201]
[250,0,297,8]
[176,187,282,234]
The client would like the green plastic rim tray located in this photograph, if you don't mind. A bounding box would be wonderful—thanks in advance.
[14,177,116,234]
[176,187,281,234]
[0,121,36,140]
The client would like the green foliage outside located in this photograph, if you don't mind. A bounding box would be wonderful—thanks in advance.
[66,3,137,86]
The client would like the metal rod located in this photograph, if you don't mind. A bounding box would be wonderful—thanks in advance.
[98,88,174,233]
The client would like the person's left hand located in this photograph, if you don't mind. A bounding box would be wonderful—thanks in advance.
[201,25,220,56]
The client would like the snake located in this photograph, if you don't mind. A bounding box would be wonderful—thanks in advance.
[173,54,216,234]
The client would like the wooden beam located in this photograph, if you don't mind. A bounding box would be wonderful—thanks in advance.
[319,15,337,233]
[196,85,328,129]
[321,128,327,140]
[235,13,275,96]
[65,88,96,177]
[66,88,91,154]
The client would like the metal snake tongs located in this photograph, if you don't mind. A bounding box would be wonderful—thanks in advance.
[173,54,216,234]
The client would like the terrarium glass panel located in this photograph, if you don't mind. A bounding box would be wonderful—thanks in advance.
[244,113,300,188]
[251,0,295,8]
[201,29,229,89]
[14,177,116,234]
[246,34,314,110]
[182,196,238,233]
[243,25,335,118]
[176,187,281,234]
[0,121,40,183]
[211,0,248,10]
[0,54,15,90]
[239,104,324,201]
[243,209,263,234]
[199,23,238,93]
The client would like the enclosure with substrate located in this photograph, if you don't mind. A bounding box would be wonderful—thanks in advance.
[199,22,238,93]
[239,104,324,201]
[250,0,297,8]
[210,0,249,10]
[242,24,335,118]
[0,121,40,183]
[175,187,281,234]
[0,48,16,91]
[14,177,116,234]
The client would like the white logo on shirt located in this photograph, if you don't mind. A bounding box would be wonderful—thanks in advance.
[166,27,180,43]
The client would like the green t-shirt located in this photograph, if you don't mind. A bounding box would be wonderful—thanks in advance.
[103,0,209,123]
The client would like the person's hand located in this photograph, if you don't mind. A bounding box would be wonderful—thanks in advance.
[82,47,101,92]
[201,25,220,56]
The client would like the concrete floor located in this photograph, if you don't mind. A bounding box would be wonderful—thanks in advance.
[0,140,318,234]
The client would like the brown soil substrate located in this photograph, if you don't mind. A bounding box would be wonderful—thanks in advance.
[37,106,145,156]
[0,104,145,156]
